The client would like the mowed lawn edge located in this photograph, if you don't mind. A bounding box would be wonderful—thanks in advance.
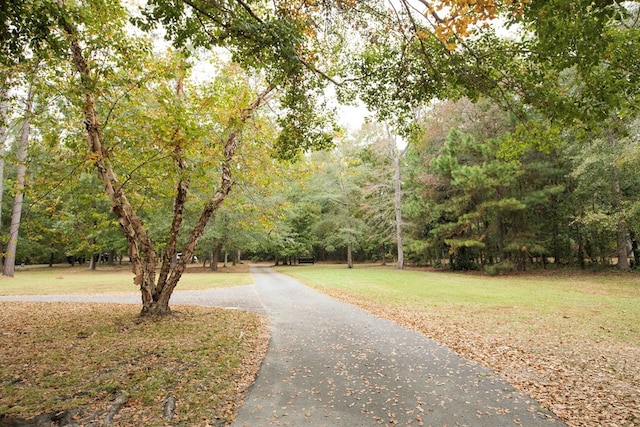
[0,264,253,296]
[276,264,640,427]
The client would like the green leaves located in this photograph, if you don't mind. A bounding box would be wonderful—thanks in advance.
[508,0,640,124]
[1,0,65,66]
[136,0,340,159]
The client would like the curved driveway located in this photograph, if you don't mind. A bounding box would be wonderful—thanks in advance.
[1,266,565,426]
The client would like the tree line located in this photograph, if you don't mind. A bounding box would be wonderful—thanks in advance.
[1,0,638,314]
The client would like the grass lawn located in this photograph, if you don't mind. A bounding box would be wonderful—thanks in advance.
[0,264,253,295]
[276,264,640,427]
[0,265,265,426]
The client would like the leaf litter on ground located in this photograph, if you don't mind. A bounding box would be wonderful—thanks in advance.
[315,287,640,427]
[0,302,269,427]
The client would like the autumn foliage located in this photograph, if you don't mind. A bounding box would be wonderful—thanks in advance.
[415,0,529,48]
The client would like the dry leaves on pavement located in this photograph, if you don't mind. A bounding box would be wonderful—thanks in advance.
[318,288,640,427]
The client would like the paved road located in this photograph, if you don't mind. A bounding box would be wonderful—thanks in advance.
[1,266,565,426]
[233,266,563,427]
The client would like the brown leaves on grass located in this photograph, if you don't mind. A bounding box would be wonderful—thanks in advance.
[318,288,640,427]
[0,302,269,426]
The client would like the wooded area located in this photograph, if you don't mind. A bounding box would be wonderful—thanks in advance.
[1,0,639,312]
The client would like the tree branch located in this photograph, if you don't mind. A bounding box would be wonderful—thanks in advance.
[162,85,275,297]
[58,5,158,304]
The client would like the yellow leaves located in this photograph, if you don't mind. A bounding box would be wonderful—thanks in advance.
[425,0,530,48]
[86,151,103,164]
[338,0,357,8]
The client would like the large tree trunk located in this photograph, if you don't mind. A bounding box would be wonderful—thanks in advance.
[210,242,223,271]
[386,125,407,270]
[616,218,630,270]
[62,16,272,316]
[0,81,8,269]
[630,232,640,269]
[145,87,272,315]
[613,177,630,270]
[392,154,404,270]
[347,242,353,268]
[3,85,33,277]
[70,40,159,310]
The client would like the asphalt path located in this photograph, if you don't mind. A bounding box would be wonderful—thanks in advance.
[1,266,565,427]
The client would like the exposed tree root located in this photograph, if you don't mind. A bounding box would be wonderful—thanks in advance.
[0,394,128,427]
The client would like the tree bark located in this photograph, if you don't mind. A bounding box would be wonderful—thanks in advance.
[210,242,222,271]
[156,72,189,296]
[576,225,586,270]
[608,127,630,271]
[62,21,161,311]
[0,81,8,269]
[616,217,630,270]
[3,84,33,277]
[630,232,639,268]
[385,124,407,270]
[613,177,630,270]
[149,86,272,315]
[392,154,404,270]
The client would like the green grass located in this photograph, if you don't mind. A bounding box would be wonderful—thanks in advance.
[276,264,640,344]
[0,264,253,295]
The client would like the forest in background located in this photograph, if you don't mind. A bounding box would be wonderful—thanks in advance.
[1,0,639,294]
[3,94,639,274]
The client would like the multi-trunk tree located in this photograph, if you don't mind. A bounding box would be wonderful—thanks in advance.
[3,0,341,315]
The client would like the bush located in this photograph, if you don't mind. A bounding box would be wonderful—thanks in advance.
[484,261,516,276]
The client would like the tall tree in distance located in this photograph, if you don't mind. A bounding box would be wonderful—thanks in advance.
[386,126,408,270]
[3,82,33,277]
[351,122,408,268]
[0,74,8,266]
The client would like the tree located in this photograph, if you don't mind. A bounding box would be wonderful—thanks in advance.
[567,129,640,269]
[287,144,367,268]
[64,37,273,314]
[352,122,409,268]
[3,83,33,276]
[309,158,366,268]
[387,128,408,269]
[0,75,8,265]
[1,0,342,314]
[511,2,640,269]
[370,1,640,270]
